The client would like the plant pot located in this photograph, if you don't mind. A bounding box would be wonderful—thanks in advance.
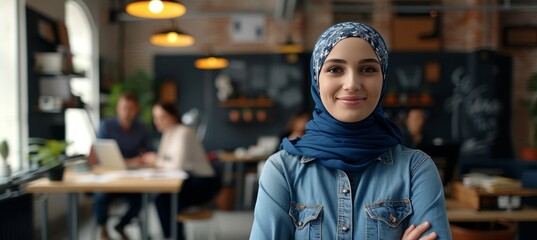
[47,165,65,181]
[450,221,516,240]
[0,163,11,178]
[520,147,537,161]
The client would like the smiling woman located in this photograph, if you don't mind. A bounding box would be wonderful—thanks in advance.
[250,22,451,240]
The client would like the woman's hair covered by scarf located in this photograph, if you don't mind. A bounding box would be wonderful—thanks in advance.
[280,22,402,172]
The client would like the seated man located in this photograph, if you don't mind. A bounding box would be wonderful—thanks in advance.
[93,92,154,240]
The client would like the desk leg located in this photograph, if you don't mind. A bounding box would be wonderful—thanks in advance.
[142,193,149,240]
[39,193,48,240]
[236,163,245,210]
[171,193,178,240]
[67,193,78,240]
[223,162,233,186]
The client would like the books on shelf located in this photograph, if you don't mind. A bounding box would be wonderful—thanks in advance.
[462,173,522,192]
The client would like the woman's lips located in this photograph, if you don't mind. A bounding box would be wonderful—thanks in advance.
[338,96,366,105]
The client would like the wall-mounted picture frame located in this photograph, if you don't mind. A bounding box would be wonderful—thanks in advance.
[38,19,56,43]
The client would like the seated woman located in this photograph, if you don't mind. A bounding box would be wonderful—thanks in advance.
[142,102,221,240]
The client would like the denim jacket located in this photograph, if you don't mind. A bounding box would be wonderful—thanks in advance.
[250,144,451,240]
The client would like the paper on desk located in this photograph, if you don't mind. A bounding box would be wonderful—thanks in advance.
[114,169,189,179]
[75,173,120,183]
[144,169,189,179]
[74,169,188,182]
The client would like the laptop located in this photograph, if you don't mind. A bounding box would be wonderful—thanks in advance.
[92,139,128,170]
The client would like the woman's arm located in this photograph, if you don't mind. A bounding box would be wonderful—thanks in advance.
[408,154,452,239]
[250,156,295,240]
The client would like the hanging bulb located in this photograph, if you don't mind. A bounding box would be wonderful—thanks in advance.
[148,0,164,13]
[195,56,229,70]
[167,32,178,43]
[150,29,194,47]
[126,0,186,19]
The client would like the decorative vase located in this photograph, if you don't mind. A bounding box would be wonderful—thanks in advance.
[520,147,537,161]
[47,165,65,181]
[0,163,11,178]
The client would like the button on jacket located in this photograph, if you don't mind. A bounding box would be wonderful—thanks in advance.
[250,144,451,240]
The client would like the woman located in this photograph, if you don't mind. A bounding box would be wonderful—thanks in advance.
[401,108,431,148]
[143,102,221,239]
[250,22,451,239]
[281,111,312,140]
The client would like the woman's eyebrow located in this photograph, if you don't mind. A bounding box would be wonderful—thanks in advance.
[324,58,380,65]
[324,58,346,64]
[359,58,380,65]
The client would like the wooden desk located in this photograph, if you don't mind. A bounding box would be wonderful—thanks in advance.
[218,152,269,209]
[447,199,537,222]
[25,170,183,240]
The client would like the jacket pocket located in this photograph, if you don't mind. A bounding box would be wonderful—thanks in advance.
[289,201,323,239]
[364,199,412,239]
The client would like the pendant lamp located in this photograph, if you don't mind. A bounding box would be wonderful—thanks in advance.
[150,29,194,47]
[277,36,303,54]
[195,56,229,70]
[126,0,186,19]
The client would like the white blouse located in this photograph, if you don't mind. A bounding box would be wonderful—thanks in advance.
[156,124,215,177]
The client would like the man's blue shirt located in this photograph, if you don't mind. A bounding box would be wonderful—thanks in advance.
[97,118,153,158]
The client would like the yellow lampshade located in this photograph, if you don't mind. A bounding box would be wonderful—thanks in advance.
[126,0,186,19]
[278,41,304,54]
[150,30,194,47]
[195,56,229,70]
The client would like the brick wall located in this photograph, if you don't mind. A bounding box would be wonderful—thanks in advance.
[501,11,537,155]
[120,0,333,76]
[117,0,537,157]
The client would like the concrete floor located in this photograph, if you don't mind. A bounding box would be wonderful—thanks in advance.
[48,204,254,240]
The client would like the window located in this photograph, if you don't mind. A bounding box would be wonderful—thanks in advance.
[65,0,99,155]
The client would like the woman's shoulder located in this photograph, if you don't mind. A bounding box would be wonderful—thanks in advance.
[169,124,195,135]
[265,150,307,172]
[391,144,434,167]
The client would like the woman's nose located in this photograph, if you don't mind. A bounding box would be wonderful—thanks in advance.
[343,72,361,91]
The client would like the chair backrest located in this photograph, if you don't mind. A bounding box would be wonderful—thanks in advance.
[521,170,537,207]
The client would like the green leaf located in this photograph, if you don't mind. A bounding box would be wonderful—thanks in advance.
[0,140,8,162]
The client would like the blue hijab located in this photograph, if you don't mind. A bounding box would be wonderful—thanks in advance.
[281,22,402,172]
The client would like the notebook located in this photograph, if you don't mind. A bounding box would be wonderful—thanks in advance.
[92,139,128,170]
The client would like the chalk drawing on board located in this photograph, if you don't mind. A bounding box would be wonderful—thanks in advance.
[267,63,303,108]
[444,66,503,156]
[396,65,422,91]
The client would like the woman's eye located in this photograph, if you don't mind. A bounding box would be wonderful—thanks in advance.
[327,66,342,73]
[360,66,378,73]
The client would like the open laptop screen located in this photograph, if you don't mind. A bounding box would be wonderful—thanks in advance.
[92,139,127,170]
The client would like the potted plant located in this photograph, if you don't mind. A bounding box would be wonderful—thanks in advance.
[0,139,11,178]
[521,73,537,161]
[29,138,71,181]
[102,69,155,130]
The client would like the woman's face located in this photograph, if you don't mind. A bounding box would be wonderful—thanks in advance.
[152,105,176,132]
[318,37,383,123]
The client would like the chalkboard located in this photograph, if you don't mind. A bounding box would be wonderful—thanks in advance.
[154,53,311,152]
[387,50,513,159]
[155,50,512,159]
